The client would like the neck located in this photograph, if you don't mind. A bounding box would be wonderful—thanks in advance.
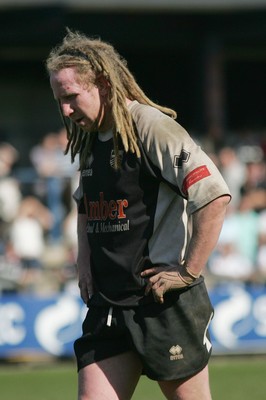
[99,97,132,133]
[98,105,113,133]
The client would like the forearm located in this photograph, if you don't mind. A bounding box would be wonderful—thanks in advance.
[77,213,91,269]
[185,195,230,276]
[77,213,93,303]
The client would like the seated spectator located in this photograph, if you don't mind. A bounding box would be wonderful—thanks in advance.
[8,196,53,292]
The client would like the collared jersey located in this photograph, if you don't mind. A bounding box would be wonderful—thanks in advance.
[75,101,230,306]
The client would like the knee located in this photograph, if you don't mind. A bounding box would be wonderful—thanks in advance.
[158,366,212,400]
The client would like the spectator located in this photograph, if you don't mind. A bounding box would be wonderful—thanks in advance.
[208,194,260,282]
[30,130,79,242]
[0,142,21,225]
[0,142,22,254]
[218,146,246,210]
[8,196,53,291]
[257,210,266,278]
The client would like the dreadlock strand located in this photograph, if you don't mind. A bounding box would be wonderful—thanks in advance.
[108,75,140,157]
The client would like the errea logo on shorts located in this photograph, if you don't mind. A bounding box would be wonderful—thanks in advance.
[169,345,184,361]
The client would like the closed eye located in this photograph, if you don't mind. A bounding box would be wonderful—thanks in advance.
[63,94,77,100]
[57,94,77,106]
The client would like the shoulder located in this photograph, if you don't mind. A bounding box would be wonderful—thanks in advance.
[129,101,164,123]
[129,101,174,132]
[129,101,191,147]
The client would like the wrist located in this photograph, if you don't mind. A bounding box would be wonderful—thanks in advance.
[179,262,201,285]
[178,272,194,285]
[185,264,201,279]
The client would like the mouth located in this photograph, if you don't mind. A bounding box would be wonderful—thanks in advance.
[73,117,96,132]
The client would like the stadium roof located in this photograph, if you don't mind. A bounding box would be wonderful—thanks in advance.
[0,0,266,11]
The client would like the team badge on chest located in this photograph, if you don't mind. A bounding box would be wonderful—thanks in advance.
[110,149,124,168]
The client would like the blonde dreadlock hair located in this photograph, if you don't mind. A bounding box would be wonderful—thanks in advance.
[46,29,177,170]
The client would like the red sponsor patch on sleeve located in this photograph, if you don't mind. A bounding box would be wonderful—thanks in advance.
[182,165,211,195]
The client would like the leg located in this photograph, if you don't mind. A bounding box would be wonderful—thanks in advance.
[78,351,143,400]
[158,365,212,400]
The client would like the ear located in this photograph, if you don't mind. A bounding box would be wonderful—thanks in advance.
[96,74,110,96]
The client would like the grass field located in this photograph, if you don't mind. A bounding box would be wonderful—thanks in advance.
[0,356,265,399]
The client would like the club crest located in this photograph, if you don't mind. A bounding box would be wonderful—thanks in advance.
[110,149,124,168]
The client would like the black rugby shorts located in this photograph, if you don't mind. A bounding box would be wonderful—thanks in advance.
[74,280,214,381]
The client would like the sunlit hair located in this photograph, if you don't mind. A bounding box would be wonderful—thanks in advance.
[46,29,177,169]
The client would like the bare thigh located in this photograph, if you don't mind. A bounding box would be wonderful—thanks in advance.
[158,365,212,400]
[78,351,143,400]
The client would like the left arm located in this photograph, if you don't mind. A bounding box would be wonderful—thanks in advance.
[141,195,230,303]
[184,194,231,276]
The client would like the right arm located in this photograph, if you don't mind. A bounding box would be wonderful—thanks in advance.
[77,213,94,304]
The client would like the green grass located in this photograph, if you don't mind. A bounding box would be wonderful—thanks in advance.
[209,357,266,400]
[0,357,265,399]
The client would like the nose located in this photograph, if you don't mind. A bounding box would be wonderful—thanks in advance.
[61,102,74,118]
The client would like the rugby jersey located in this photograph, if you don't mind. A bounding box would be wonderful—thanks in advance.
[75,101,230,306]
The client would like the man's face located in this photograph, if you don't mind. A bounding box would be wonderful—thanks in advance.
[50,67,111,132]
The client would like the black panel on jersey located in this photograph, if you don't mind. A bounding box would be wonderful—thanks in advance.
[82,135,161,306]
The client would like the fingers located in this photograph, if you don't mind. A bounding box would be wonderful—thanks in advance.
[142,266,190,304]
[79,281,92,305]
[141,266,165,302]
[80,288,90,305]
[141,266,162,277]
[152,282,165,304]
[143,270,160,294]
[143,273,167,304]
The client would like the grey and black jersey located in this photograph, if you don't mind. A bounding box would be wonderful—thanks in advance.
[75,101,230,306]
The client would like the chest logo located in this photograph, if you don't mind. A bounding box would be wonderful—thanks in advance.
[110,149,124,168]
[82,169,93,177]
[84,192,128,221]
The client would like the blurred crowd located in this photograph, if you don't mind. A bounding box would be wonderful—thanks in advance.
[0,128,79,295]
[204,131,266,288]
[0,127,266,295]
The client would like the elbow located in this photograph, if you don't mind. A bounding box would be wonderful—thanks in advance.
[215,194,231,207]
[209,194,231,216]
